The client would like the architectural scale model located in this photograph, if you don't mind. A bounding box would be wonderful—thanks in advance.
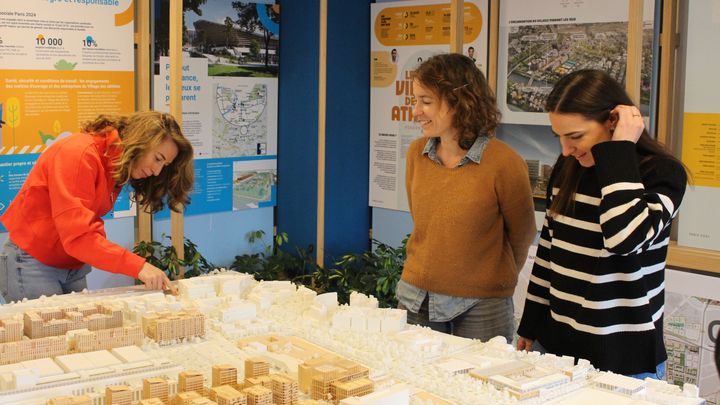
[0,271,706,405]
[143,311,206,345]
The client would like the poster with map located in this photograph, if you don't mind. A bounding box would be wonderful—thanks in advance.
[153,0,279,216]
[665,270,720,405]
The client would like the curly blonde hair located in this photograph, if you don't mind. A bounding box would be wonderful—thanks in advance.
[81,111,194,213]
[413,53,500,149]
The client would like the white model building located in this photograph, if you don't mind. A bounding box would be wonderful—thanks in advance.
[331,307,406,334]
[348,292,378,308]
[247,281,298,310]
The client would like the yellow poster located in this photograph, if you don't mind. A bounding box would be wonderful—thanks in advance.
[0,0,135,154]
[0,70,134,153]
[682,112,720,188]
[373,2,483,46]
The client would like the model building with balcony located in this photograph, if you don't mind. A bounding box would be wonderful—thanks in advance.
[23,304,122,339]
[143,311,205,345]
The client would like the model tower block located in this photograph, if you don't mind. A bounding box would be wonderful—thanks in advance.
[0,319,22,343]
[209,385,247,405]
[139,400,167,405]
[179,371,205,395]
[46,396,92,405]
[172,391,203,405]
[244,358,269,379]
[212,364,238,387]
[300,356,369,399]
[144,377,170,404]
[242,385,273,405]
[106,385,133,405]
[331,378,373,404]
[270,373,299,405]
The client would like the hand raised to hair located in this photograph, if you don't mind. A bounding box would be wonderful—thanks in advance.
[610,104,644,144]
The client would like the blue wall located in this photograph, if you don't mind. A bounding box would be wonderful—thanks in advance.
[277,0,372,265]
[276,0,320,256]
[324,1,371,261]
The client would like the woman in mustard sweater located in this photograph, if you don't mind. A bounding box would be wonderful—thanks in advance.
[398,53,536,341]
[1,111,194,303]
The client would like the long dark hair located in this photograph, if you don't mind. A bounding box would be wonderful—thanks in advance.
[413,53,500,149]
[546,69,682,216]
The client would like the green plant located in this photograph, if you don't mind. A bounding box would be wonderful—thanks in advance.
[228,230,408,309]
[230,230,316,282]
[327,237,407,308]
[133,235,215,280]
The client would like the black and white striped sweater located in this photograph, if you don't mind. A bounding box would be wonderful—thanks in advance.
[517,140,687,375]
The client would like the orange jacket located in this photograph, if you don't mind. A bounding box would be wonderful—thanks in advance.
[0,131,145,278]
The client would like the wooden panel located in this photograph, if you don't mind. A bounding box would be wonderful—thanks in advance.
[449,0,463,53]
[317,0,327,268]
[169,0,185,275]
[487,0,498,95]
[655,0,719,273]
[625,0,643,105]
[656,0,680,146]
[668,242,720,273]
[135,0,152,244]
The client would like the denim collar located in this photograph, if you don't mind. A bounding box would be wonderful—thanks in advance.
[422,135,490,167]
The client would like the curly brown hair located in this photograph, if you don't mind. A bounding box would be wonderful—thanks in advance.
[412,53,500,149]
[81,111,194,213]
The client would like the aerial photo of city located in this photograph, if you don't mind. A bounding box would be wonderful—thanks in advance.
[505,22,628,113]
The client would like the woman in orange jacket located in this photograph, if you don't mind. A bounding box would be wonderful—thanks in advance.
[0,111,194,303]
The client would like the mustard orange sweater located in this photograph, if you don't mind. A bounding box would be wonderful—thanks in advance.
[402,137,536,298]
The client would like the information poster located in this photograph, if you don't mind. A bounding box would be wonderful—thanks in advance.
[153,0,279,217]
[0,0,135,221]
[664,270,720,404]
[369,0,488,211]
[678,0,720,251]
[497,0,633,125]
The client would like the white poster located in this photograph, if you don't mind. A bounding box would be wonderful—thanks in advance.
[369,0,488,211]
[153,57,279,160]
[678,0,720,251]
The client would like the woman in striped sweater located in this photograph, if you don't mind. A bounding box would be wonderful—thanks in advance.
[516,70,687,378]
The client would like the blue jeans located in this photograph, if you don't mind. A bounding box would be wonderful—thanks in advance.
[532,340,666,380]
[0,239,91,303]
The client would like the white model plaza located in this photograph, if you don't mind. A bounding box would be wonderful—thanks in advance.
[0,271,706,405]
